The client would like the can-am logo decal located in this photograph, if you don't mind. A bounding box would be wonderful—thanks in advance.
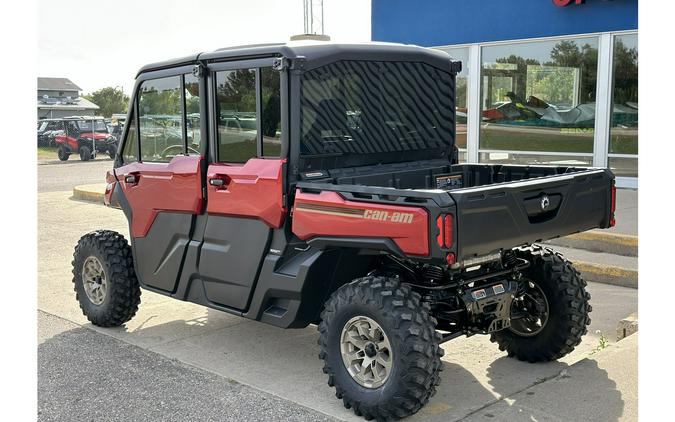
[363,209,414,224]
[295,203,415,224]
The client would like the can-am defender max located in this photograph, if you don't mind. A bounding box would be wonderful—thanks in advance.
[72,42,615,421]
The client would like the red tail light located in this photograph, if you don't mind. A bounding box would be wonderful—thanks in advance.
[436,216,444,247]
[610,182,617,227]
[436,214,455,248]
[444,215,453,247]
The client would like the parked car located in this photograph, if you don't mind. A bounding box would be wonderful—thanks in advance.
[72,42,615,421]
[53,117,118,161]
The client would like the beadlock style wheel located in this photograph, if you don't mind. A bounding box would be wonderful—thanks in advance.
[82,256,107,305]
[340,315,393,389]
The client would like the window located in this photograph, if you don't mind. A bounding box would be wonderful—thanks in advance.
[609,34,638,177]
[261,67,281,157]
[122,112,138,164]
[300,61,454,161]
[184,73,201,155]
[138,76,184,162]
[479,37,599,166]
[436,46,469,162]
[216,69,258,162]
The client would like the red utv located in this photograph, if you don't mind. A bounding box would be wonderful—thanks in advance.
[54,117,119,161]
[72,42,615,421]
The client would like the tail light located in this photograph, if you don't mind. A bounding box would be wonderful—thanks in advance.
[436,214,455,248]
[610,182,617,227]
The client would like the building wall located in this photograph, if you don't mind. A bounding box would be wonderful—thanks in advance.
[372,0,638,46]
[371,0,638,187]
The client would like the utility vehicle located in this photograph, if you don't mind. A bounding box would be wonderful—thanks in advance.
[72,42,615,421]
[54,116,118,161]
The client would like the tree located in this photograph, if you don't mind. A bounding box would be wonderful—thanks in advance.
[84,87,129,118]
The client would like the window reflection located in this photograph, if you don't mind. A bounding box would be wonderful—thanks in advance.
[216,69,257,163]
[437,46,469,155]
[479,38,599,165]
[138,76,184,162]
[609,34,638,177]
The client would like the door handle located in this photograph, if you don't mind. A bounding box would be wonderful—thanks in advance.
[209,175,231,188]
[125,174,139,184]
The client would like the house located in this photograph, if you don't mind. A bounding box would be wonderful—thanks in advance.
[37,77,100,119]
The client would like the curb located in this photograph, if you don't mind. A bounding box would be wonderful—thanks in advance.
[573,260,638,289]
[72,184,106,204]
[545,231,638,257]
[616,312,638,341]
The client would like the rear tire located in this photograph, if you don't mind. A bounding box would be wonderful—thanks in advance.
[108,148,116,160]
[72,230,141,327]
[57,146,70,161]
[490,245,592,362]
[79,145,92,161]
[318,276,443,421]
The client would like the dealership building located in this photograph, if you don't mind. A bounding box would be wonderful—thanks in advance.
[372,0,638,188]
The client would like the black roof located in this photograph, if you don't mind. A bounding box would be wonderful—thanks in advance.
[136,41,458,77]
[37,77,81,91]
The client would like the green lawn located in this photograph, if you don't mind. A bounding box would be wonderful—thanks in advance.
[38,146,58,160]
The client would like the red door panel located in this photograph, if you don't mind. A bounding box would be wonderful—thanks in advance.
[292,190,430,256]
[116,155,203,237]
[206,158,286,228]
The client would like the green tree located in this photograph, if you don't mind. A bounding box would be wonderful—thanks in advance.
[83,87,129,118]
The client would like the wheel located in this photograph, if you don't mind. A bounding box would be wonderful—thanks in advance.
[108,147,116,160]
[318,276,444,421]
[490,245,592,362]
[72,230,141,327]
[79,145,92,161]
[57,146,70,161]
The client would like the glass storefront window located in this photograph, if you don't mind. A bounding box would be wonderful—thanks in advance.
[436,46,469,160]
[479,37,599,165]
[609,33,638,177]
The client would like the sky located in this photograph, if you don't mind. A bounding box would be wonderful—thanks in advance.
[38,0,371,95]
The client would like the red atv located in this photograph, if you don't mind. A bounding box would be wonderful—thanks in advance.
[54,117,118,161]
[73,43,615,421]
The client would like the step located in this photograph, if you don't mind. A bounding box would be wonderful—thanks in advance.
[548,245,638,289]
[544,230,638,257]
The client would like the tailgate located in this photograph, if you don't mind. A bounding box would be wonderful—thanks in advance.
[450,168,614,262]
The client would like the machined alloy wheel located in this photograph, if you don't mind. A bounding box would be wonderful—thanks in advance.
[81,256,107,305]
[318,276,444,420]
[509,280,549,337]
[340,316,393,388]
[72,230,141,327]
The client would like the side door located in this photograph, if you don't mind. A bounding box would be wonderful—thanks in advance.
[114,67,206,293]
[197,60,287,310]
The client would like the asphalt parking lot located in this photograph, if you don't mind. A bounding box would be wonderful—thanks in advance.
[37,160,638,421]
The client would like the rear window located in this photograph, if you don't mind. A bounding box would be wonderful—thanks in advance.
[300,60,455,158]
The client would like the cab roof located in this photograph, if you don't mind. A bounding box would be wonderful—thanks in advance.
[136,41,459,77]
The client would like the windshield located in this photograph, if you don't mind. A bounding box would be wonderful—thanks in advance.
[300,60,455,161]
[76,120,109,133]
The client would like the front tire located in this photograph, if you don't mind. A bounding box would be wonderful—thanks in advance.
[79,145,92,161]
[490,245,592,362]
[57,146,70,161]
[72,230,141,327]
[318,276,443,421]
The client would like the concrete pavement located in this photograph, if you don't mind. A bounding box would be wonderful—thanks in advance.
[38,189,637,421]
[38,311,336,422]
[463,334,637,422]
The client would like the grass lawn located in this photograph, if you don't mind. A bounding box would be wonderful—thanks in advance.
[38,146,58,161]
